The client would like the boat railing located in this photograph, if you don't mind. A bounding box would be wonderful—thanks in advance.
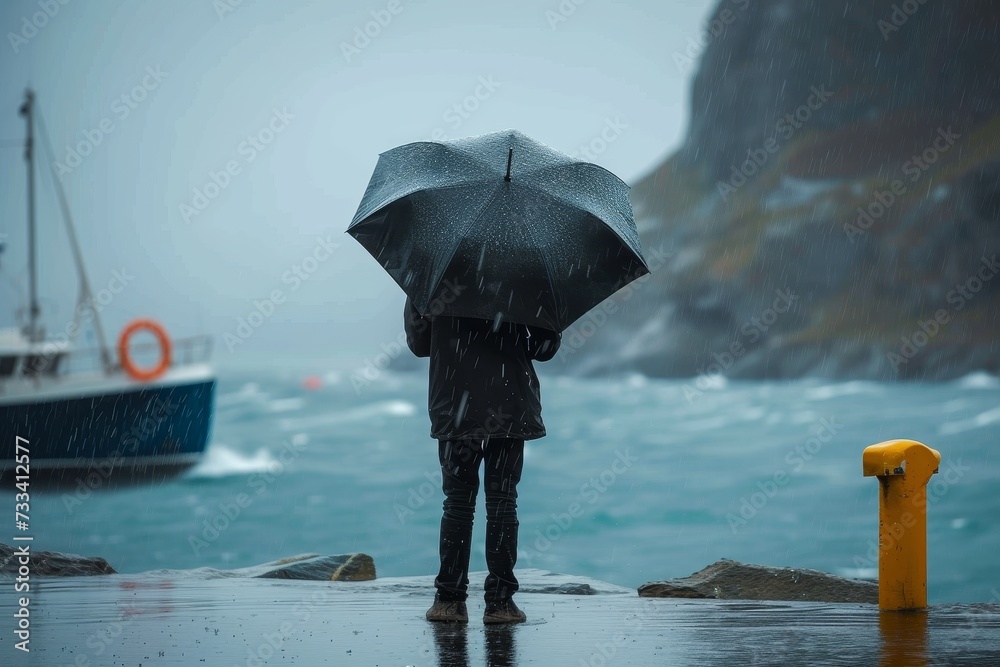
[18,335,214,378]
[110,333,215,372]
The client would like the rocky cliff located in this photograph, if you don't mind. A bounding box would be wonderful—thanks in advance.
[569,0,1000,380]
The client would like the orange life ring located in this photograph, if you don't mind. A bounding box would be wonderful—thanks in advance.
[118,318,172,382]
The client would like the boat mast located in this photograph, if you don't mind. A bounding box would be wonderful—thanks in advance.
[19,89,114,373]
[19,89,41,342]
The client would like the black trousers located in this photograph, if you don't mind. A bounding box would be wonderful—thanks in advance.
[434,438,524,603]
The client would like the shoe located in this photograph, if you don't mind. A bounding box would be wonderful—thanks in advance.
[483,598,526,624]
[425,594,469,623]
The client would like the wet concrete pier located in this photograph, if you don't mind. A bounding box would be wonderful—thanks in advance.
[2,570,998,666]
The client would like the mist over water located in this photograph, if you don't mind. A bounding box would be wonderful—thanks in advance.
[0,0,713,360]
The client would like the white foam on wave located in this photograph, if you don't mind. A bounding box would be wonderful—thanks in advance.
[382,400,417,416]
[186,444,280,478]
[217,382,268,406]
[803,381,878,401]
[953,371,1000,389]
[278,400,417,430]
[625,373,648,388]
[684,373,728,391]
[266,397,305,413]
[835,567,877,580]
[938,405,1000,436]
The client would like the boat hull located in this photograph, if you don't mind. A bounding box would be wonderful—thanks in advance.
[1,378,215,488]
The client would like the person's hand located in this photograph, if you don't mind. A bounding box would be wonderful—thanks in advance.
[526,326,560,362]
[404,296,432,357]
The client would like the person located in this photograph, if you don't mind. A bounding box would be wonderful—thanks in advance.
[404,295,560,624]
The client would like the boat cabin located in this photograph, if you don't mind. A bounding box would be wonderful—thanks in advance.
[0,327,69,380]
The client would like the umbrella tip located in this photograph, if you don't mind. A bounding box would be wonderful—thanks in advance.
[504,147,513,182]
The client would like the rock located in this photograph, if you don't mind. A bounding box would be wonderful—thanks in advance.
[251,553,376,581]
[0,543,116,576]
[638,559,878,604]
[566,0,1000,381]
[0,545,376,581]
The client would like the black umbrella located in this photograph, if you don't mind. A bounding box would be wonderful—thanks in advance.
[347,129,650,332]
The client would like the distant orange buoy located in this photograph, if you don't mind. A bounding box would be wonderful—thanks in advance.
[118,318,172,382]
[302,375,323,391]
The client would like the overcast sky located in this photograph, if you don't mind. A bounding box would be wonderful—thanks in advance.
[0,0,715,367]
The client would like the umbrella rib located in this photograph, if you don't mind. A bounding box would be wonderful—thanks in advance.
[517,202,561,329]
[519,180,645,262]
[527,159,632,192]
[435,133,532,174]
[425,182,505,302]
[518,177,629,227]
[352,180,497,226]
[408,140,508,175]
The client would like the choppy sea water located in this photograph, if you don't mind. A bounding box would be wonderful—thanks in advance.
[20,365,1000,604]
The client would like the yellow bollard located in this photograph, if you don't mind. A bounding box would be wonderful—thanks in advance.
[862,439,941,611]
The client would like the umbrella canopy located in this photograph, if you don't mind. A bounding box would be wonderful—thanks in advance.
[347,129,649,332]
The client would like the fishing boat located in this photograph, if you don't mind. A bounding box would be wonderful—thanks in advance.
[0,89,216,487]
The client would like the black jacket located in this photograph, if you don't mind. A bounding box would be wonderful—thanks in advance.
[404,297,560,441]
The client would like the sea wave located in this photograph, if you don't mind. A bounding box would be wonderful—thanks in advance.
[265,397,305,413]
[185,443,282,478]
[938,405,1000,435]
[277,400,417,430]
[803,381,880,401]
[953,371,1000,389]
[216,382,268,406]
